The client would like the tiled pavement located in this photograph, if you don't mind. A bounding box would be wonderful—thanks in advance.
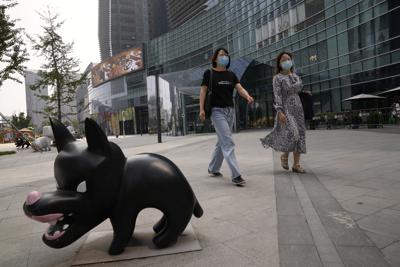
[0,128,399,266]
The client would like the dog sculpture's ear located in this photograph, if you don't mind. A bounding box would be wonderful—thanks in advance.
[50,118,76,152]
[85,118,110,155]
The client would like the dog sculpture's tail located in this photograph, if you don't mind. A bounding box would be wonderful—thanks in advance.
[193,199,203,218]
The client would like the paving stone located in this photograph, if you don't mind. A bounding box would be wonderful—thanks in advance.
[340,195,398,216]
[364,230,398,249]
[0,195,12,211]
[336,246,391,267]
[366,188,400,202]
[279,245,322,267]
[276,196,304,216]
[351,178,400,190]
[277,215,314,245]
[226,231,279,267]
[299,173,373,247]
[358,209,400,239]
[330,186,373,201]
[382,241,400,267]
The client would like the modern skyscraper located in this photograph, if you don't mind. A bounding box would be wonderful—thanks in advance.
[24,70,49,133]
[98,0,168,61]
[98,0,148,61]
[75,63,94,133]
[148,0,169,40]
[165,0,208,30]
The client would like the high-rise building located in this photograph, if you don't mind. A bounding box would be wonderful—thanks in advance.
[148,0,169,40]
[75,63,94,133]
[98,0,148,61]
[24,70,49,133]
[95,0,400,136]
[146,0,400,133]
[165,0,208,30]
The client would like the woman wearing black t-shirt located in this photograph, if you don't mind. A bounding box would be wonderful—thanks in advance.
[199,48,254,186]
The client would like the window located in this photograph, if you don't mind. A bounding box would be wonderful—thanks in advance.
[326,16,335,27]
[326,7,335,17]
[363,58,376,70]
[375,14,389,43]
[297,3,306,22]
[392,51,400,64]
[360,9,373,24]
[378,54,390,66]
[317,41,328,61]
[262,24,269,40]
[329,58,339,68]
[351,61,362,73]
[256,27,262,43]
[336,10,347,23]
[339,65,350,76]
[337,32,349,55]
[305,0,325,26]
[339,55,350,66]
[327,37,338,59]
[327,26,336,37]
[289,6,298,26]
[282,12,290,30]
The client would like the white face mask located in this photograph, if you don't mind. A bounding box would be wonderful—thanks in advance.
[280,60,293,71]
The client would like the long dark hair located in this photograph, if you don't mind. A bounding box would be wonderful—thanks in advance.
[211,47,231,69]
[275,51,294,75]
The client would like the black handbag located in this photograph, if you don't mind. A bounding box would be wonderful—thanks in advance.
[299,91,314,120]
[204,69,213,119]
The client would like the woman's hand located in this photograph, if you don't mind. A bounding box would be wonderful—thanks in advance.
[278,111,287,125]
[247,95,254,104]
[199,110,206,122]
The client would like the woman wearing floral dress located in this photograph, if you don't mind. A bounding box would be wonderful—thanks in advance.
[260,52,307,173]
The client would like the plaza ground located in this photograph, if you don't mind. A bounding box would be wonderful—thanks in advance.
[0,127,399,266]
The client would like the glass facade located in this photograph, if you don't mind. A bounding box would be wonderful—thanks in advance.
[92,0,400,135]
[145,0,400,133]
[88,70,149,136]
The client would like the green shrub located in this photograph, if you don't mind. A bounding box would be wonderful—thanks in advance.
[0,151,16,156]
[367,111,381,126]
[351,112,362,125]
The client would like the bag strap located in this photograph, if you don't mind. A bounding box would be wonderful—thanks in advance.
[208,69,213,93]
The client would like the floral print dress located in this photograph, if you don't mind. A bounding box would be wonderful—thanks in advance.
[260,73,306,153]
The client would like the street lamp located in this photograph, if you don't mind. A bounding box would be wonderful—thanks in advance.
[122,110,126,137]
[155,69,162,143]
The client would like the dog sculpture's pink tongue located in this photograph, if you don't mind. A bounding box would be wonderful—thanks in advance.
[31,213,63,223]
[26,191,42,205]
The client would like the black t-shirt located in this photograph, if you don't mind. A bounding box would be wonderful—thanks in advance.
[201,69,239,108]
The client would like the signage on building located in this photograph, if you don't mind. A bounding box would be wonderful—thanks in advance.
[91,47,144,87]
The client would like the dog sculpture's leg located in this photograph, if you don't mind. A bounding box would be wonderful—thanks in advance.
[152,211,191,248]
[109,209,139,255]
[153,215,167,234]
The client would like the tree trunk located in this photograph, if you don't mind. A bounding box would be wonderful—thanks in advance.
[57,81,61,121]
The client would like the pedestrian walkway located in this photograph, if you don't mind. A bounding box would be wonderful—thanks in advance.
[0,129,399,266]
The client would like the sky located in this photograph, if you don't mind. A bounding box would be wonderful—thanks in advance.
[0,0,100,117]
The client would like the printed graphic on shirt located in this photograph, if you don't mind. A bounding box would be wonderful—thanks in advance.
[218,81,232,85]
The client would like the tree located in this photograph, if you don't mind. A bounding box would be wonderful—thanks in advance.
[29,9,85,121]
[0,0,28,86]
[10,112,31,129]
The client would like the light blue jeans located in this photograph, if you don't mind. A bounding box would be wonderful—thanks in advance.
[208,107,241,178]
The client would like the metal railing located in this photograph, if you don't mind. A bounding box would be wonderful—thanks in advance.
[309,107,399,129]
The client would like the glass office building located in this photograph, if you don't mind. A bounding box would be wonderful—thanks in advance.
[91,0,400,135]
[145,0,400,133]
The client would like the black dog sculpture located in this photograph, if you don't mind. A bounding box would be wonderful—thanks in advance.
[23,118,203,255]
[15,137,30,149]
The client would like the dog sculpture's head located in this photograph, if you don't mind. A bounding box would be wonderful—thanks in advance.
[23,118,126,248]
